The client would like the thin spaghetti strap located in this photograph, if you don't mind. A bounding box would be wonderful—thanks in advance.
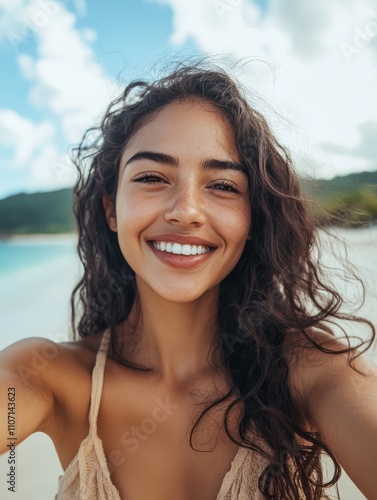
[88,327,112,437]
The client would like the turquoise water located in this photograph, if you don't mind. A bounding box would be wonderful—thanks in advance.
[0,238,77,277]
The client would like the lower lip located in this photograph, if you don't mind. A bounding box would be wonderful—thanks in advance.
[147,242,216,269]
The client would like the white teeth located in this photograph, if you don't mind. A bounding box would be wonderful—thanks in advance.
[181,244,191,255]
[151,241,213,256]
[172,243,181,254]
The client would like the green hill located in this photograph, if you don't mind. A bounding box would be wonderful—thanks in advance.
[301,170,377,226]
[0,187,75,235]
[301,170,377,199]
[0,169,376,235]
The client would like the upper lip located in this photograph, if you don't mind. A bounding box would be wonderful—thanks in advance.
[148,234,217,248]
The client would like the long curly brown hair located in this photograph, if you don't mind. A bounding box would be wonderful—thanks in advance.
[69,58,375,499]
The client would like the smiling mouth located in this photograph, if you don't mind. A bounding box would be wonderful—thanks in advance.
[148,240,216,256]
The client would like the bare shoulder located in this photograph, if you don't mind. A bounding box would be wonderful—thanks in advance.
[0,332,106,437]
[46,332,106,405]
[282,327,377,428]
[1,332,103,380]
[0,332,107,454]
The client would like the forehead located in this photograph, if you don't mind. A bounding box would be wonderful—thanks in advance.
[123,98,239,161]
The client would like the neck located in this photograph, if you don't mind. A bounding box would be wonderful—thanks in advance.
[116,279,223,390]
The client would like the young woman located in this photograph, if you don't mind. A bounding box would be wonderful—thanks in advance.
[1,61,377,500]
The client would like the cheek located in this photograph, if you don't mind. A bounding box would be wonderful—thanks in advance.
[114,199,145,260]
[216,203,251,241]
[115,194,162,266]
[116,194,155,233]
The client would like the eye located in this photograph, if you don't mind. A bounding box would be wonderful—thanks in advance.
[134,172,240,193]
[133,173,165,184]
[211,181,239,193]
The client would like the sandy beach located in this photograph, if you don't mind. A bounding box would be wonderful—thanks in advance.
[0,232,77,244]
[1,229,376,499]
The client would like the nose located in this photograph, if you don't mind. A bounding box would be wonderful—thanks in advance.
[163,181,206,227]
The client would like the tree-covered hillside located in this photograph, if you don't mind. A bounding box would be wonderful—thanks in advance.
[0,188,75,235]
[302,170,377,226]
[302,170,377,199]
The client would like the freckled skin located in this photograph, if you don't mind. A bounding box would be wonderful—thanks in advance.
[106,99,251,303]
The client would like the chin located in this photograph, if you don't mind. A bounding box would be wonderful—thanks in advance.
[159,291,206,303]
[151,284,214,303]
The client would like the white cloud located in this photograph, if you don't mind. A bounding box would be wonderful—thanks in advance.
[321,120,377,161]
[0,0,121,195]
[14,1,119,143]
[71,0,86,17]
[268,0,335,58]
[0,109,54,167]
[150,0,377,177]
[0,108,76,191]
[28,145,76,191]
[17,52,36,78]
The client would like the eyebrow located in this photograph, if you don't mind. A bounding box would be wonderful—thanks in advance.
[123,150,247,177]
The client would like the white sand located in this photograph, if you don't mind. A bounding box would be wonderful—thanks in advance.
[3,233,77,244]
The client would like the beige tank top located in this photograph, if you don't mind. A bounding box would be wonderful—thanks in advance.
[54,327,293,499]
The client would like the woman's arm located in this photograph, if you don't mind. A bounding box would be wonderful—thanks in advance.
[287,329,377,499]
[0,338,59,454]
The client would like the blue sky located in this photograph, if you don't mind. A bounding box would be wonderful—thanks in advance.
[0,0,376,200]
[1,2,176,113]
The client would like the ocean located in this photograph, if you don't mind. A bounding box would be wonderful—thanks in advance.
[0,234,81,349]
[0,228,376,499]
[0,236,76,278]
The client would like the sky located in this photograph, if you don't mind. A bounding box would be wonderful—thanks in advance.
[0,0,376,200]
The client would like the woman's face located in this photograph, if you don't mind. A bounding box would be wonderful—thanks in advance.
[103,98,251,303]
